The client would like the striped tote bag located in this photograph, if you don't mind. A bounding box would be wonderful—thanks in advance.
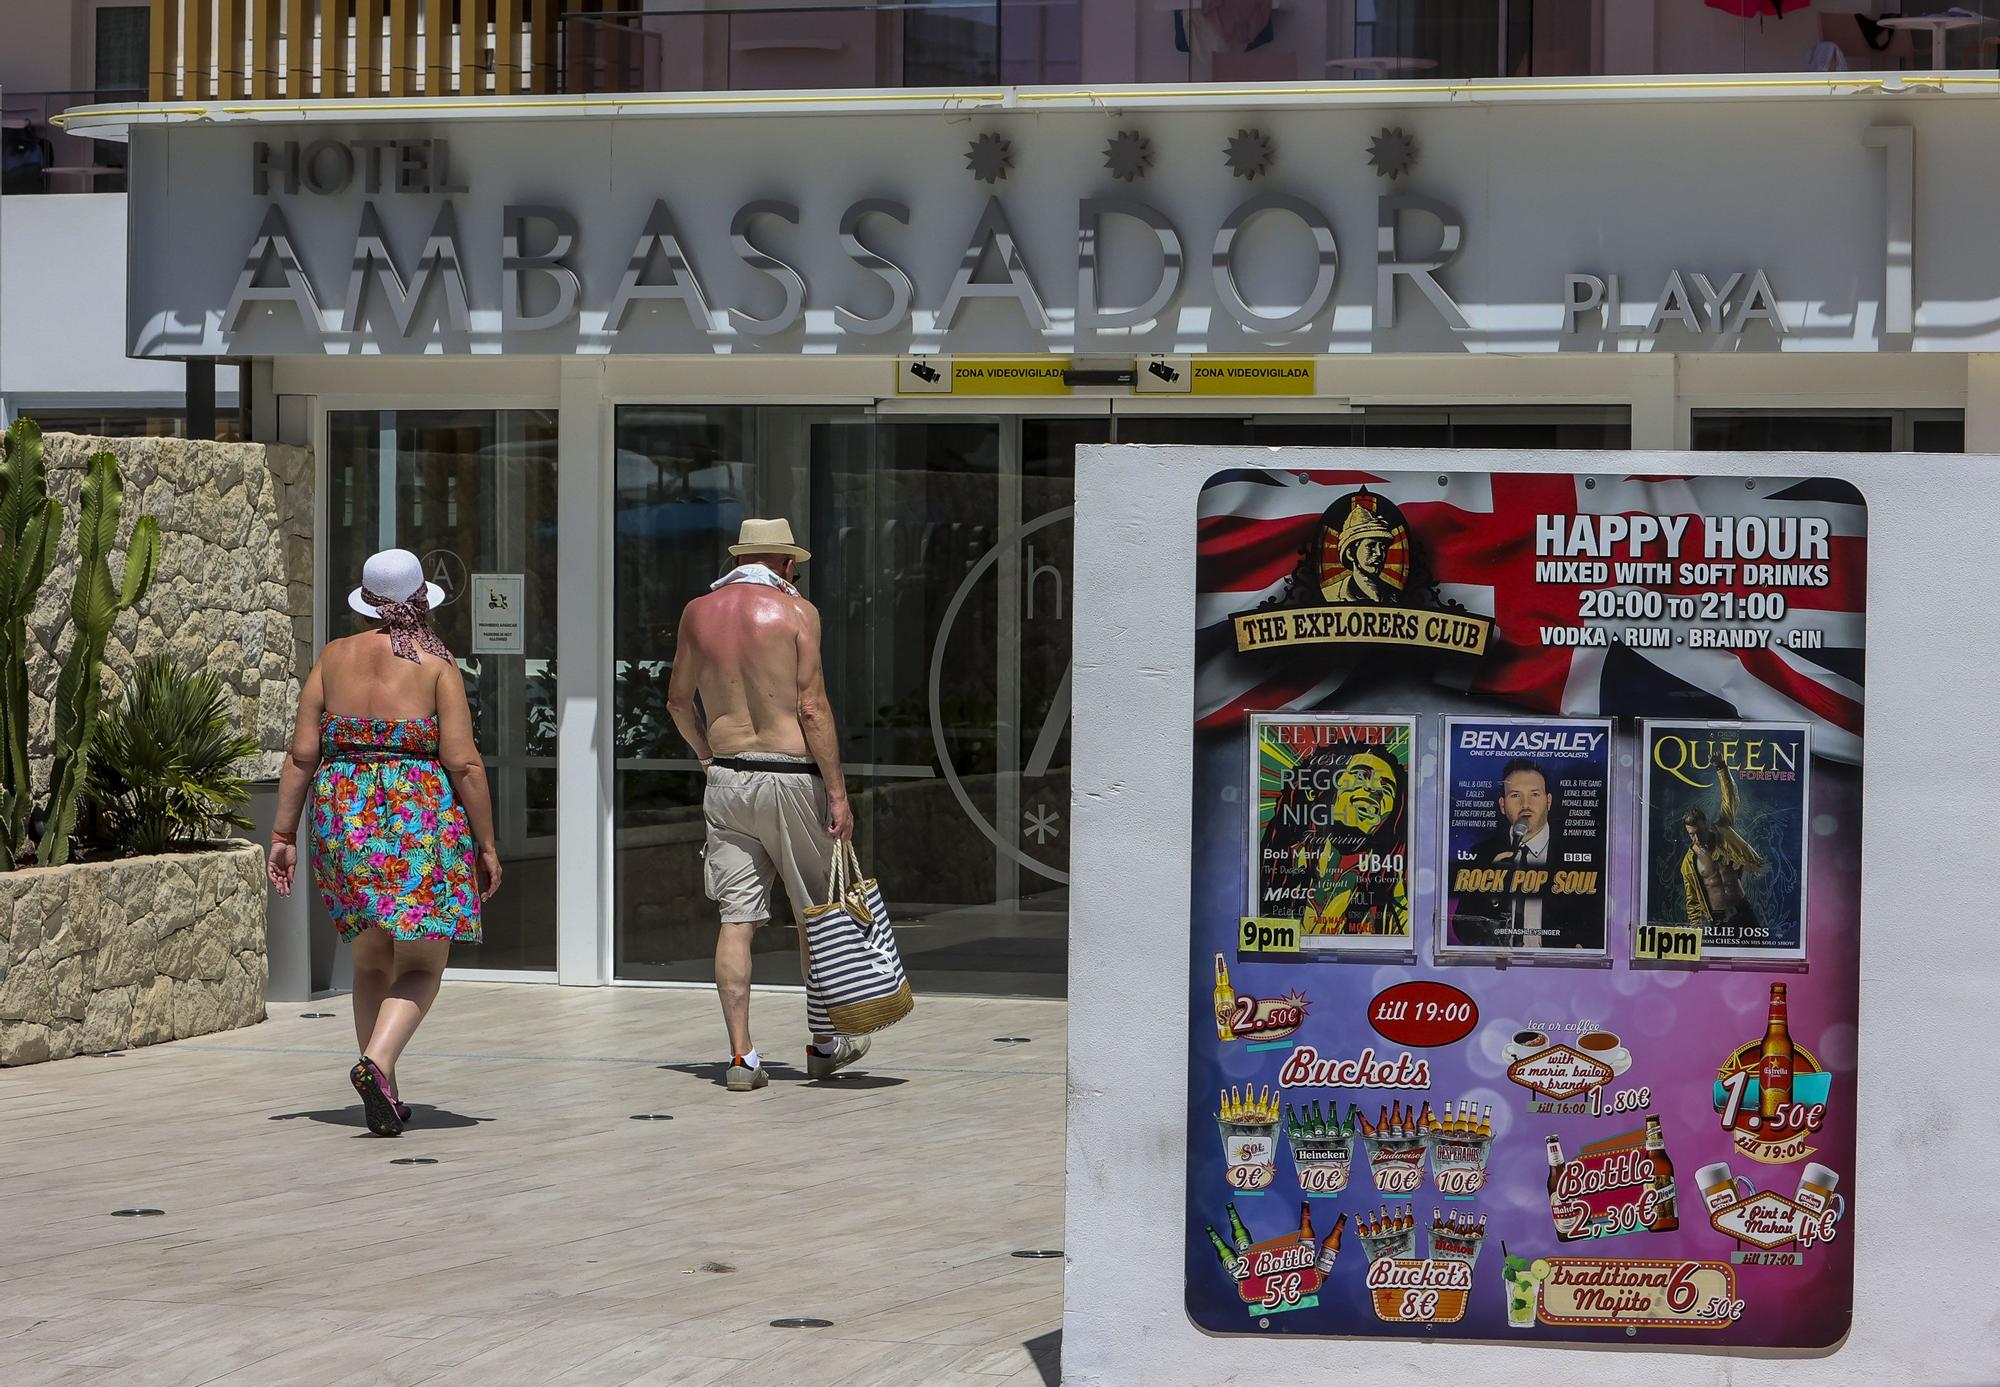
[803,842,914,1036]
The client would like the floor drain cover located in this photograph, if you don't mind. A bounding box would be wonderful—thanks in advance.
[390,1157,440,1166]
[770,1318,833,1329]
[111,1209,164,1217]
[628,1114,674,1121]
[992,1037,1031,1044]
[1011,1249,1063,1259]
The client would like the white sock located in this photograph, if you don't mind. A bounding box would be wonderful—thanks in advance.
[737,1047,760,1070]
[811,1037,839,1054]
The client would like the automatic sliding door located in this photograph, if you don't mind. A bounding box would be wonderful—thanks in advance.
[323,409,559,973]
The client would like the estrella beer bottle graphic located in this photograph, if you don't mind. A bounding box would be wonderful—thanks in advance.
[1759,982,1794,1119]
[1213,952,1237,1042]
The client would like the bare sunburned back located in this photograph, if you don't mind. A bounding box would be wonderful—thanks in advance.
[316,631,449,721]
[675,585,812,757]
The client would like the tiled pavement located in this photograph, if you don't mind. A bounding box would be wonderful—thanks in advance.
[0,983,1066,1386]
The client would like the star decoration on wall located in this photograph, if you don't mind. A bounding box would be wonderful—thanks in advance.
[1224,128,1275,181]
[966,132,1015,185]
[1102,129,1154,182]
[1367,127,1419,180]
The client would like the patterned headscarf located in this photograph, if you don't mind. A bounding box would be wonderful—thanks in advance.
[362,586,452,664]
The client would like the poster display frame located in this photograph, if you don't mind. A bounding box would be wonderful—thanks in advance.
[1246,713,1420,957]
[1435,714,1616,964]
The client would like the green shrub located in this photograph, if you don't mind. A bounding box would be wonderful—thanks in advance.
[88,656,257,856]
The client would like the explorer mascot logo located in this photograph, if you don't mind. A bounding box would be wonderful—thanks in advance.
[1232,488,1494,656]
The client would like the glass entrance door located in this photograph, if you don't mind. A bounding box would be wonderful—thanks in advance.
[608,408,1094,997]
[323,409,560,973]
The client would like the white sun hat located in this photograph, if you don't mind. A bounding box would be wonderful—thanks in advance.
[348,548,446,619]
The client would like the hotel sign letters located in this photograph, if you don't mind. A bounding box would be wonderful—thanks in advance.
[132,119,1917,357]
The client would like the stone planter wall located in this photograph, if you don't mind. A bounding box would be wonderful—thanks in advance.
[33,435,314,780]
[0,842,268,1065]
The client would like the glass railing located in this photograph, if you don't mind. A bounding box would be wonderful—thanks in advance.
[3,90,139,195]
[559,0,2000,96]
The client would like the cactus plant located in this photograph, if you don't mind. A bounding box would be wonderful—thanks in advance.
[38,449,159,866]
[0,421,63,869]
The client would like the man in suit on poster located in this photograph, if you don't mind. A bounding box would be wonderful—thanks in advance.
[1450,757,1604,952]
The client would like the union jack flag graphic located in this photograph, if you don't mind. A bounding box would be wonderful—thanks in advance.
[1195,468,1865,763]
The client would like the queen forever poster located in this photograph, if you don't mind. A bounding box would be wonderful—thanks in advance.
[1187,468,1863,1350]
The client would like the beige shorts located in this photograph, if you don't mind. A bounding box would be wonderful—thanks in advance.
[702,757,837,926]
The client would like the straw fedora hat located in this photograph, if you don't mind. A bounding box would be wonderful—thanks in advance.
[348,548,447,618]
[728,517,810,563]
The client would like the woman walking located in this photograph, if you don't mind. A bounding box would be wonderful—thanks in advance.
[267,549,500,1136]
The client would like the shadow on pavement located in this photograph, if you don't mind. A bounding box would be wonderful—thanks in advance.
[268,1105,495,1130]
[1023,1329,1060,1386]
[660,1060,908,1090]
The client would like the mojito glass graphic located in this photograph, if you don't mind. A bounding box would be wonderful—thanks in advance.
[1502,1255,1550,1327]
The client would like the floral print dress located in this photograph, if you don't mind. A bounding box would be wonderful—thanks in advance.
[311,715,481,943]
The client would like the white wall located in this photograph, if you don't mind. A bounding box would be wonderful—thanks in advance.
[1065,444,2000,1385]
[0,193,235,410]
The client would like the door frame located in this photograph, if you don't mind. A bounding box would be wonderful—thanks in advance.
[313,394,565,986]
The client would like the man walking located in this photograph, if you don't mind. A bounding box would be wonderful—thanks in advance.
[667,518,870,1092]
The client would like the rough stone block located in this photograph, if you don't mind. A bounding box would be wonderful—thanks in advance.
[171,978,226,1039]
[51,954,85,1020]
[194,934,229,984]
[152,862,198,939]
[81,987,134,1053]
[0,1021,50,1066]
[48,868,101,956]
[93,922,159,990]
[129,976,174,1046]
[158,926,199,980]
[0,961,52,1022]
[47,1019,78,1062]
[9,888,45,964]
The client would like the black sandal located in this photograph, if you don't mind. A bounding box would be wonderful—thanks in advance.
[350,1055,404,1137]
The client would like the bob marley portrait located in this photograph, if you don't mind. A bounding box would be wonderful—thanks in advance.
[1258,732,1412,938]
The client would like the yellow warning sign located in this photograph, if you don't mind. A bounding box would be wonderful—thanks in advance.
[1136,356,1317,395]
[895,357,1073,396]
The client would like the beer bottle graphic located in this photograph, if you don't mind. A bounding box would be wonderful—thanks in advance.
[1206,1225,1239,1272]
[1313,1212,1348,1277]
[1643,1114,1679,1232]
[1226,1203,1254,1252]
[1213,953,1237,1043]
[1759,982,1794,1119]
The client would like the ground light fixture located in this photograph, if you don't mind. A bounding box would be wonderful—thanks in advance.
[390,1157,439,1166]
[770,1319,834,1329]
[628,1113,674,1121]
[111,1209,164,1217]
[1011,1250,1063,1259]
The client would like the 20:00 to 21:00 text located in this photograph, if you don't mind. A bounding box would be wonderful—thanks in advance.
[1578,590,1789,622]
